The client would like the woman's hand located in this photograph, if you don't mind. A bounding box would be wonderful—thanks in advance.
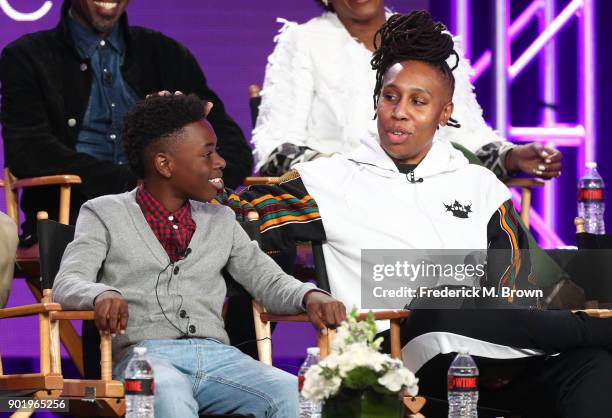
[505,143,562,179]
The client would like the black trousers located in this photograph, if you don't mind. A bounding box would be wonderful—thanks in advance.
[379,309,612,418]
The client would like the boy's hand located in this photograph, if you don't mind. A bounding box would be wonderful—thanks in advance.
[303,291,346,334]
[94,291,129,337]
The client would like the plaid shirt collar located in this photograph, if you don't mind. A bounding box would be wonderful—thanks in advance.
[136,185,196,262]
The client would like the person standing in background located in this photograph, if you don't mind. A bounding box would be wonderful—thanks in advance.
[253,0,561,181]
[1,0,253,244]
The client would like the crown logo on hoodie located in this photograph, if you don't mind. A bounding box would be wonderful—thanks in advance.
[444,200,472,219]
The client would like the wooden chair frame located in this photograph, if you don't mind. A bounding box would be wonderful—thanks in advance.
[251,301,426,416]
[505,178,545,228]
[1,170,87,378]
[240,209,426,415]
[0,214,124,417]
[0,288,123,417]
[0,292,64,398]
[243,176,281,186]
[3,168,81,226]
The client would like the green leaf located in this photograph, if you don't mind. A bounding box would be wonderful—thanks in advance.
[344,367,379,390]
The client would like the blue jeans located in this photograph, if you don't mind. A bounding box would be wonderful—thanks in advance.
[113,338,299,418]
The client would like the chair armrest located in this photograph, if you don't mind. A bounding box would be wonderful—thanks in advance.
[504,178,545,188]
[259,309,409,323]
[0,302,62,319]
[260,312,309,323]
[48,310,114,381]
[50,310,95,321]
[243,176,281,186]
[360,310,409,321]
[11,174,81,190]
[573,309,612,318]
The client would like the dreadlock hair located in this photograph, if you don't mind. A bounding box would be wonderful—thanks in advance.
[315,0,335,12]
[123,94,205,179]
[370,11,459,111]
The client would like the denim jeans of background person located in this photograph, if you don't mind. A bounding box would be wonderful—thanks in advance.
[0,211,18,307]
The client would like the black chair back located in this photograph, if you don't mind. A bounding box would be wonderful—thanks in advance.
[34,218,101,379]
[35,218,105,380]
[249,95,261,129]
[311,241,330,293]
[576,231,612,249]
[223,216,269,360]
[241,218,261,246]
[574,231,612,306]
[37,218,75,290]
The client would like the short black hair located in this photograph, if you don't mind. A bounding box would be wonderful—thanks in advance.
[123,94,204,178]
[371,11,459,110]
[314,0,334,12]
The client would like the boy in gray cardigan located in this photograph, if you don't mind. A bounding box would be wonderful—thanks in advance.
[53,94,346,418]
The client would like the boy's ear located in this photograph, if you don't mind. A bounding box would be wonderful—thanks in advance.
[153,152,173,179]
[439,101,454,126]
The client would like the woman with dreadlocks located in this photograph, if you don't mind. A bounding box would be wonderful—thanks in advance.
[253,0,562,181]
[224,10,612,417]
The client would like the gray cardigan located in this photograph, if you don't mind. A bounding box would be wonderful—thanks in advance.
[52,189,316,362]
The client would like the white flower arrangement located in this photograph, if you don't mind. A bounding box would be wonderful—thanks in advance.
[302,309,419,402]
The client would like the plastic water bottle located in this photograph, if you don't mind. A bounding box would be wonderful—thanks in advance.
[578,162,606,234]
[298,347,322,418]
[125,346,154,418]
[448,351,478,418]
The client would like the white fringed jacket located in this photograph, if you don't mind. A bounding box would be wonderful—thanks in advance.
[252,12,513,177]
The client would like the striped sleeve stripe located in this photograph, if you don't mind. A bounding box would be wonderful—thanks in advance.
[259,206,320,221]
[247,192,321,231]
[498,201,522,301]
[260,211,321,232]
[251,193,316,207]
[499,201,520,249]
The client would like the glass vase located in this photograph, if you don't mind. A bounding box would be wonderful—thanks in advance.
[322,389,402,418]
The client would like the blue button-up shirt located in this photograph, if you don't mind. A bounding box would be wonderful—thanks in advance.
[68,14,139,164]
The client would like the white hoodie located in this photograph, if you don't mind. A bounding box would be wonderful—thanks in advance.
[295,136,511,315]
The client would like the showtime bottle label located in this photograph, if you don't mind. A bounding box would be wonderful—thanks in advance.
[125,378,154,396]
[578,188,604,202]
[448,375,478,392]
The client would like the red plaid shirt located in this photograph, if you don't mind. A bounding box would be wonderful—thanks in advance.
[136,186,196,263]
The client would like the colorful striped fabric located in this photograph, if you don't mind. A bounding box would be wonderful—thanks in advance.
[211,189,254,222]
[249,193,320,232]
[212,176,322,233]
[497,200,522,302]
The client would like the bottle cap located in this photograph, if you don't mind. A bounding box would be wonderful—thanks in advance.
[133,346,147,355]
[307,347,320,355]
[586,161,597,169]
